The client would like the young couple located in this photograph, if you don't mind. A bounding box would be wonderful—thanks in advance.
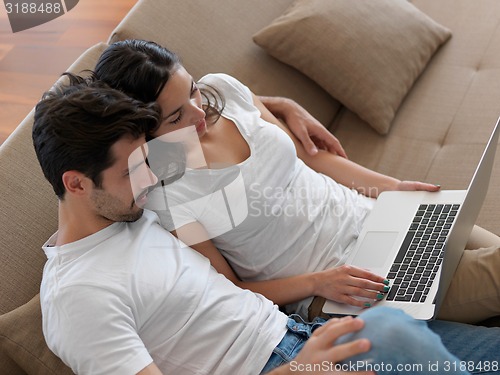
[94,39,500,323]
[33,39,500,374]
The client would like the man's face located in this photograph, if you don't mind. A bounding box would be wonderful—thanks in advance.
[89,135,158,223]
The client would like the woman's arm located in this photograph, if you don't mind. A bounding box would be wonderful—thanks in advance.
[259,95,348,158]
[254,95,439,198]
[173,221,387,308]
[137,363,163,375]
[294,150,441,198]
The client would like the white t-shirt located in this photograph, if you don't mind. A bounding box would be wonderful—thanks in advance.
[40,210,287,375]
[147,74,375,316]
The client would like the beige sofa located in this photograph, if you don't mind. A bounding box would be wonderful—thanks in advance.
[1,0,499,373]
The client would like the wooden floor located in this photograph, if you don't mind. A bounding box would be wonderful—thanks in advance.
[0,0,137,145]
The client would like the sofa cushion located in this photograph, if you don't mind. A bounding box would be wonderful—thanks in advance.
[330,0,500,235]
[253,0,452,135]
[0,294,73,375]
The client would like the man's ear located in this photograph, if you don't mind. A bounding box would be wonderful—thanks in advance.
[61,171,92,196]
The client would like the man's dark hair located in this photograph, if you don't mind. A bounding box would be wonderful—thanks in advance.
[32,73,161,199]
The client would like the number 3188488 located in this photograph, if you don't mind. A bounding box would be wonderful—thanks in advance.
[5,3,62,14]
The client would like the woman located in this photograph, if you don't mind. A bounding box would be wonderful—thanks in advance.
[94,40,500,323]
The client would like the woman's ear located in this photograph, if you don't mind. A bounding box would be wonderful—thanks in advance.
[61,171,91,196]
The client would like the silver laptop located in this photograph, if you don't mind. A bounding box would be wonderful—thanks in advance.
[323,117,500,320]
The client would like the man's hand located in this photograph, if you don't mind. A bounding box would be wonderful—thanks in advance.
[270,317,374,375]
[259,96,348,158]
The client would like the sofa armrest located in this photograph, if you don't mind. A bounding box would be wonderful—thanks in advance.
[0,43,109,316]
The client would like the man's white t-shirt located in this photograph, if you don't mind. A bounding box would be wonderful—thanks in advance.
[40,210,288,375]
[147,73,375,316]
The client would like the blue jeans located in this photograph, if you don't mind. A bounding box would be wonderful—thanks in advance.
[261,307,500,374]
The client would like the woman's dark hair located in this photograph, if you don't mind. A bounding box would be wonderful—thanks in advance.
[32,73,161,199]
[94,39,224,131]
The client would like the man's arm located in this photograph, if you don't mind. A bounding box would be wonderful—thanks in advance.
[259,96,347,158]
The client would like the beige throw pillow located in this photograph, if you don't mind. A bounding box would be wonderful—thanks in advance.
[253,0,452,134]
[0,294,74,375]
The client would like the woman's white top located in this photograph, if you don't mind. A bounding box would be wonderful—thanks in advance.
[147,73,375,316]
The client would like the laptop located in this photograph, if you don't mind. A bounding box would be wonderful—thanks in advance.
[322,116,500,320]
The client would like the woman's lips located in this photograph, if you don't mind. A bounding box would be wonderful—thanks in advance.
[135,190,149,207]
[195,119,207,133]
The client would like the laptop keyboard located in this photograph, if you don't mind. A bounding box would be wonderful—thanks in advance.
[385,203,460,303]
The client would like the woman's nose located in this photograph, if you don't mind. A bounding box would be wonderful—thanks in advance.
[188,100,206,123]
[144,164,158,187]
[135,162,158,191]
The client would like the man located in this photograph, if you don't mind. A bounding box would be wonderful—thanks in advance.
[33,75,498,375]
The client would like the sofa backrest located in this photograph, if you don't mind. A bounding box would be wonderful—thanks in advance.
[107,0,341,127]
[0,43,108,315]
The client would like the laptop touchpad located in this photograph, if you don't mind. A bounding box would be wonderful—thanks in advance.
[351,231,399,269]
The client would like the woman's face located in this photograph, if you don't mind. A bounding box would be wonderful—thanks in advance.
[153,66,207,138]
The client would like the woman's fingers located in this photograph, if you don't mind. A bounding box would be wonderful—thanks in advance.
[337,265,389,292]
[322,265,390,306]
[340,295,376,308]
[346,265,386,282]
[398,180,441,192]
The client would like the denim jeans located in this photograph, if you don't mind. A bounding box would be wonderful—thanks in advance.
[261,307,500,374]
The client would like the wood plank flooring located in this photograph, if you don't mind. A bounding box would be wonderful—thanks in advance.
[0,0,137,145]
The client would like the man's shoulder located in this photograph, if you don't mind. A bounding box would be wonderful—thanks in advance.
[138,209,176,240]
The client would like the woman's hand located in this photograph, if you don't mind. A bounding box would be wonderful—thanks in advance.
[369,179,442,198]
[313,265,388,308]
[271,317,374,375]
[395,181,441,192]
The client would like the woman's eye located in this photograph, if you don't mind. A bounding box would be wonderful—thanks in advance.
[170,110,183,124]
